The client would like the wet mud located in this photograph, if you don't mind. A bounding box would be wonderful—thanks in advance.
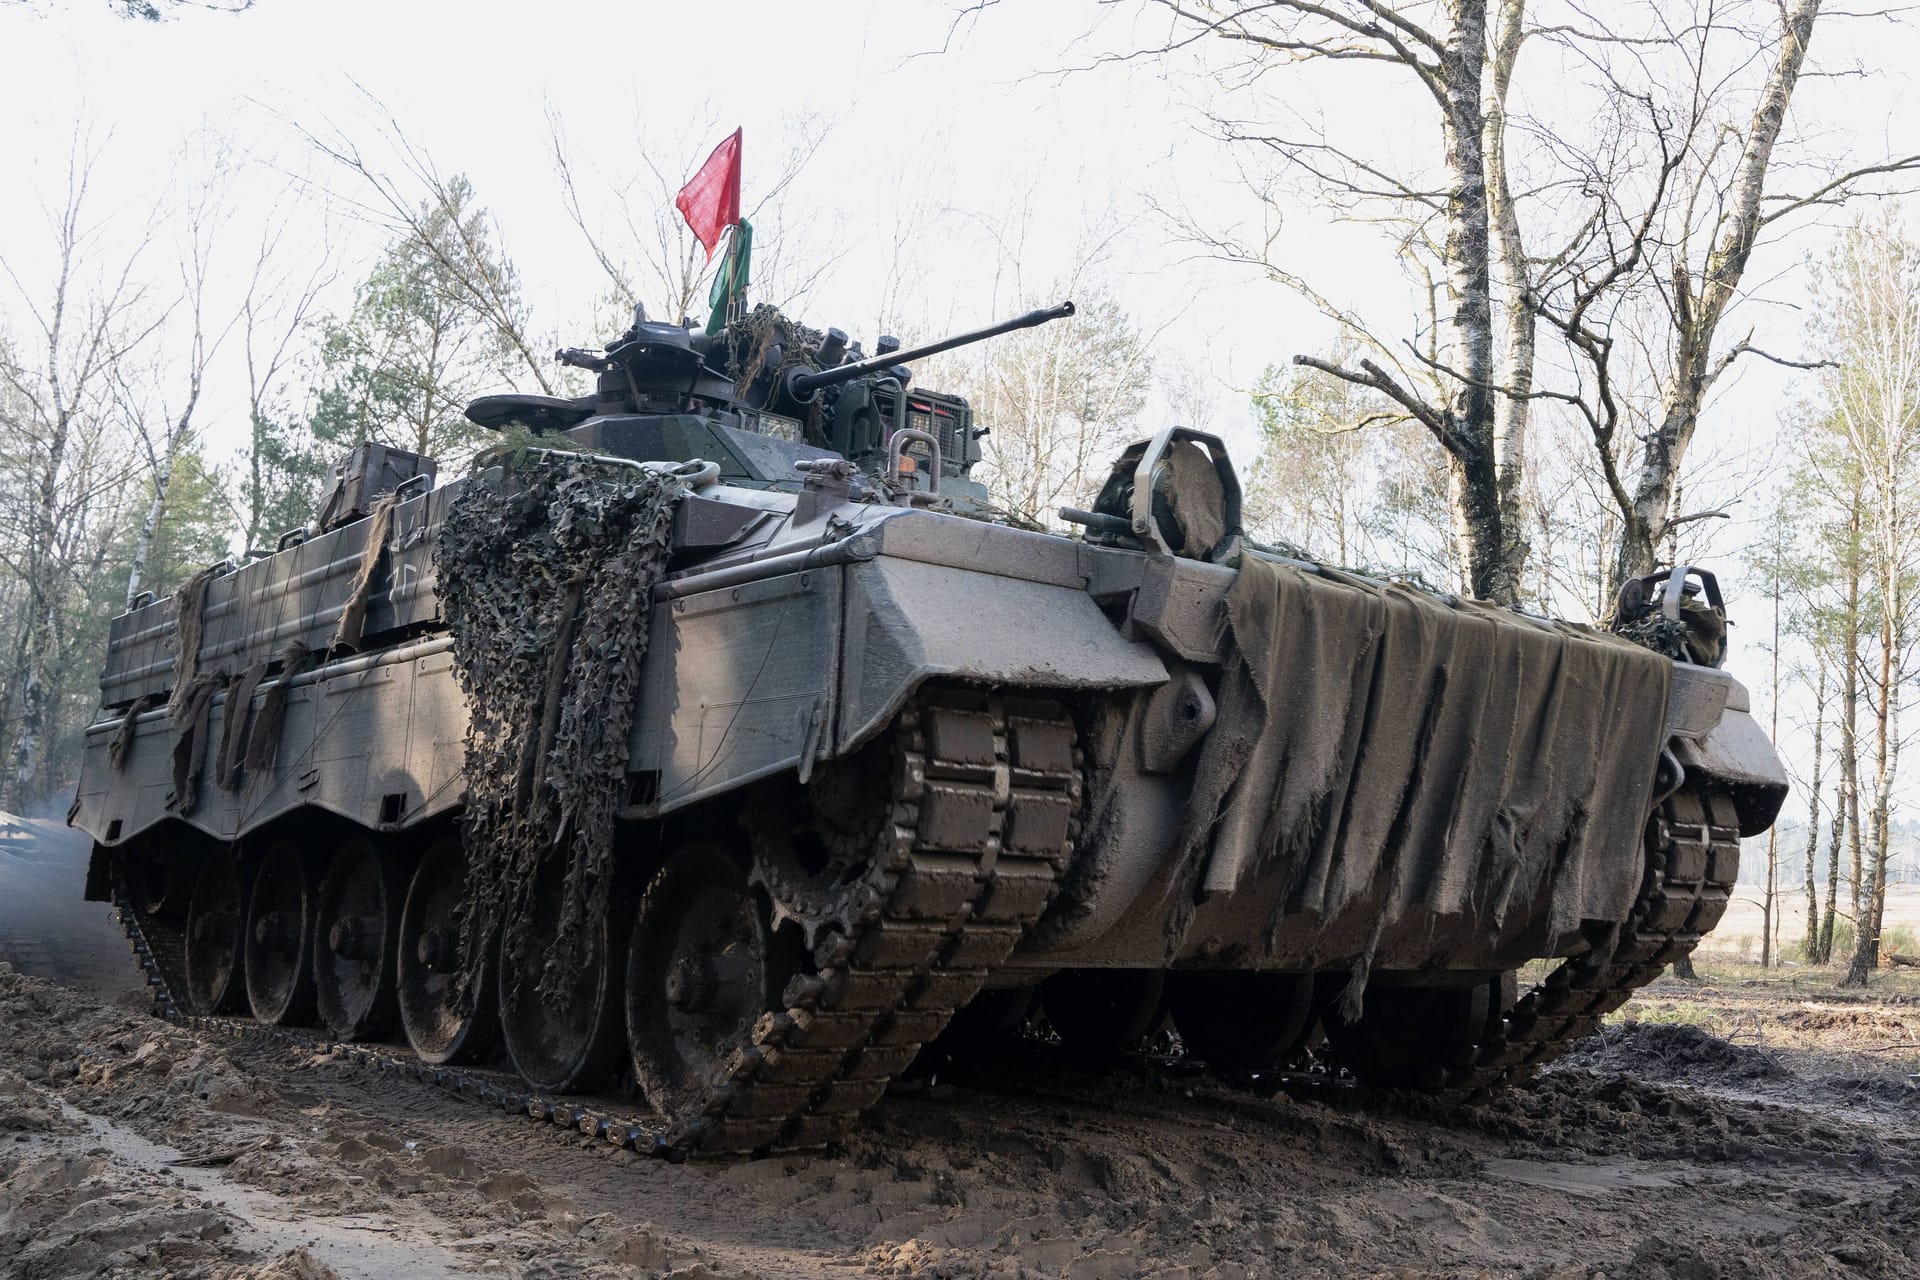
[4,958,1918,1280]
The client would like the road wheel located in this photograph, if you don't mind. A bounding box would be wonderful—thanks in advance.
[396,837,497,1065]
[627,843,788,1121]
[1168,970,1315,1071]
[313,836,402,1041]
[1040,968,1166,1062]
[244,839,318,1026]
[499,851,623,1093]
[184,846,246,1015]
[1322,976,1501,1090]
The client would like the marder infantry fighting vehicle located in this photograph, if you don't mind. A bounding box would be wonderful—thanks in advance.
[71,295,1789,1155]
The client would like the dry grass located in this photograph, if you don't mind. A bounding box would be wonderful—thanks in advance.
[1619,959,1920,1067]
[1704,882,1920,965]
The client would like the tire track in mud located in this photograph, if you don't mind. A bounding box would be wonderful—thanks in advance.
[9,955,1920,1279]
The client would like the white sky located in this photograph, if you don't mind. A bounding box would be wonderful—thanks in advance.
[4,0,1920,792]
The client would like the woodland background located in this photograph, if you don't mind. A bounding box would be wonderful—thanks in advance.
[4,0,1920,984]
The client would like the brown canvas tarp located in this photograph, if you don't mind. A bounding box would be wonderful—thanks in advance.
[1183,555,1672,977]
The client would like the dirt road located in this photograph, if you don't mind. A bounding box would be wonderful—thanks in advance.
[3,952,1917,1280]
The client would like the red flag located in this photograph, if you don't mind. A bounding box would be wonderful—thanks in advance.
[675,128,742,261]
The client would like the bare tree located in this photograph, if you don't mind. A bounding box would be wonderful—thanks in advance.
[1129,0,1530,599]
[298,90,553,395]
[236,192,336,553]
[0,140,162,809]
[1088,0,1918,608]
[120,142,243,606]
[548,107,839,332]
[1244,343,1454,581]
[957,280,1158,525]
[1816,211,1920,986]
[1584,1,1920,593]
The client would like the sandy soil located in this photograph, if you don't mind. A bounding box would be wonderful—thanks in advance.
[5,819,1918,1278]
[3,951,1918,1280]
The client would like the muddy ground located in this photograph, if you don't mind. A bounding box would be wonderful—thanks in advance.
[1,950,1916,1280]
[5,818,1919,1279]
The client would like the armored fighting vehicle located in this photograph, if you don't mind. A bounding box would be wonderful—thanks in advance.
[71,297,1788,1155]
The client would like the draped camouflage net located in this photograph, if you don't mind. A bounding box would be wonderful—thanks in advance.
[436,455,682,1015]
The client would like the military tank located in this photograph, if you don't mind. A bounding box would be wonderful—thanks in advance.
[69,295,1789,1155]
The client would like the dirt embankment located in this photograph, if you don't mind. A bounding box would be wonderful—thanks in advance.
[4,959,1919,1280]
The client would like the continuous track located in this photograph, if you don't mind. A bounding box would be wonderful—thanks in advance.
[670,691,1082,1152]
[110,769,1741,1158]
[113,688,1085,1159]
[1433,780,1741,1101]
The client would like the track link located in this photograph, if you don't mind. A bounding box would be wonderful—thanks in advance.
[109,753,1740,1151]
[683,690,1082,1153]
[1434,779,1740,1099]
[112,687,1083,1159]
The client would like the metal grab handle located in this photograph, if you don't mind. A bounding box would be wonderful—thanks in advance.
[1660,565,1723,621]
[643,458,721,489]
[887,427,942,502]
[1128,426,1244,561]
[394,473,433,503]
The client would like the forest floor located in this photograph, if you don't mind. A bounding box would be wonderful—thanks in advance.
[4,822,1919,1279]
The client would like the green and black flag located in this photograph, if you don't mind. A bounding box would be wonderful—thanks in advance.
[705,218,753,335]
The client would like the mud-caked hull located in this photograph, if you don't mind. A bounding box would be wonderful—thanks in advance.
[72,427,1788,1154]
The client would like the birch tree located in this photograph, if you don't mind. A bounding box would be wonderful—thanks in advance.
[1098,0,1918,605]
[1815,213,1920,986]
[1134,0,1531,600]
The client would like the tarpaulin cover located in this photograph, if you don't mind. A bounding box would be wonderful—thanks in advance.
[1184,554,1673,974]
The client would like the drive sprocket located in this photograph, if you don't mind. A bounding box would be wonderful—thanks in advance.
[745,736,893,946]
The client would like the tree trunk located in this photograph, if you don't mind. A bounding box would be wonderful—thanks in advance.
[1611,0,1820,589]
[1485,0,1533,594]
[1845,477,1905,987]
[1762,558,1782,968]
[4,287,78,813]
[1435,1,1512,605]
[1841,501,1863,931]
[1802,660,1826,962]
[1822,760,1846,963]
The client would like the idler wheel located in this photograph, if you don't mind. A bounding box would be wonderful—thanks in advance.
[1167,970,1315,1071]
[183,846,247,1014]
[313,836,402,1041]
[627,843,789,1121]
[1321,974,1504,1091]
[396,837,497,1065]
[243,839,319,1026]
[499,850,622,1094]
[1040,968,1167,1062]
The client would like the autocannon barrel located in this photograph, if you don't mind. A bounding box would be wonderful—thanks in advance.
[786,300,1076,399]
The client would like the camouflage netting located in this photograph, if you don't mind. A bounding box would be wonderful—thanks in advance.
[720,302,826,393]
[717,303,829,439]
[436,455,682,1014]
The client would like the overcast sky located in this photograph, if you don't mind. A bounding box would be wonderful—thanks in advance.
[3,0,1919,647]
